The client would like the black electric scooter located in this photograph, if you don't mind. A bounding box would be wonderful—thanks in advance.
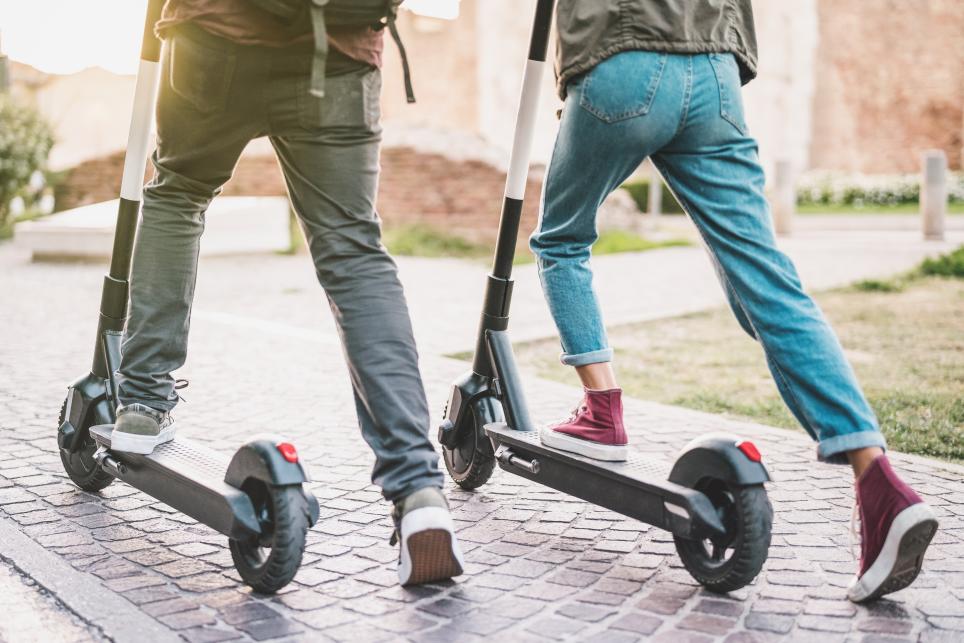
[438,0,774,592]
[56,0,318,594]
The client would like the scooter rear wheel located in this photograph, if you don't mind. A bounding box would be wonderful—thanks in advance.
[229,481,309,594]
[673,480,771,593]
[442,401,496,490]
[58,400,114,492]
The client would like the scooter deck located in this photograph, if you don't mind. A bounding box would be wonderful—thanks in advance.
[485,423,725,539]
[90,425,261,540]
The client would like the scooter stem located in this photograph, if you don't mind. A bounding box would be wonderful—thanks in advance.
[490,0,555,281]
[472,0,555,377]
[91,0,164,379]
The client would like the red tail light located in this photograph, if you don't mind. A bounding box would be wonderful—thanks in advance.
[736,440,761,463]
[276,442,299,463]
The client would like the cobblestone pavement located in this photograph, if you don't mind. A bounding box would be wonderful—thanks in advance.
[1,245,962,642]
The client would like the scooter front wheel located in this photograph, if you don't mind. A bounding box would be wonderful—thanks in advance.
[229,481,310,594]
[442,399,497,490]
[58,399,114,492]
[673,480,772,593]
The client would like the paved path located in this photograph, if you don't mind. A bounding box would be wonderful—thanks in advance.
[0,226,961,642]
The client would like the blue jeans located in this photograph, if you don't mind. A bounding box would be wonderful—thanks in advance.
[529,51,885,463]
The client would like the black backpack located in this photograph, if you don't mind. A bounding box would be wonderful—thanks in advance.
[248,0,414,102]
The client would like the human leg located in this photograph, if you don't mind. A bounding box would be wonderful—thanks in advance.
[115,27,261,452]
[653,53,934,601]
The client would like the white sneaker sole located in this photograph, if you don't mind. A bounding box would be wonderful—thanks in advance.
[398,506,464,586]
[110,422,177,455]
[847,503,938,603]
[540,427,628,462]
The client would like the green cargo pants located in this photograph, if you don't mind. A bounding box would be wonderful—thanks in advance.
[117,24,443,500]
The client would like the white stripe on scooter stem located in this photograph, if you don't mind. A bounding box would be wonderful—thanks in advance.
[505,59,546,201]
[120,59,162,202]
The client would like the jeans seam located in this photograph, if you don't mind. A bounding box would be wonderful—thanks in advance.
[675,56,694,137]
[651,156,824,440]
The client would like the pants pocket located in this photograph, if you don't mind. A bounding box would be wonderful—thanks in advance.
[298,68,382,131]
[168,31,236,114]
[708,53,748,135]
[579,51,667,123]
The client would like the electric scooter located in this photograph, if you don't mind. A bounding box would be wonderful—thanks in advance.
[56,0,318,594]
[437,0,774,593]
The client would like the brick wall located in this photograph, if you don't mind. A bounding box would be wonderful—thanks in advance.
[810,0,964,172]
[54,148,543,244]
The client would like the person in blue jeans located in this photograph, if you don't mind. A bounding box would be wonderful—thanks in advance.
[532,1,937,603]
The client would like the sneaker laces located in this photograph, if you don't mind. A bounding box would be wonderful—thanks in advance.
[849,499,861,561]
[559,400,588,425]
[174,379,189,403]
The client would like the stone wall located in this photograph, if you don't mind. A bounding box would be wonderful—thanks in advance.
[54,148,543,245]
[809,0,964,172]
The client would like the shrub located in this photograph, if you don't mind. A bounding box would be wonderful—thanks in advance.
[796,171,964,208]
[920,245,964,278]
[0,96,54,233]
[621,179,685,214]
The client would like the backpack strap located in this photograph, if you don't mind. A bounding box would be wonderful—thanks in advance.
[309,0,329,98]
[386,13,415,104]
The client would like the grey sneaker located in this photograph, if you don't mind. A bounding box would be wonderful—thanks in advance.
[112,403,176,455]
[390,487,464,586]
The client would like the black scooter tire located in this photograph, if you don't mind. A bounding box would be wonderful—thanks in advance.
[442,405,496,490]
[229,483,309,594]
[58,400,114,492]
[673,481,772,594]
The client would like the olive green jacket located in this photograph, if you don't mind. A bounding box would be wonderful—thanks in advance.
[554,0,758,99]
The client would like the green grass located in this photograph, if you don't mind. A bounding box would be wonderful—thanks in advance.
[797,202,964,215]
[382,224,492,260]
[920,245,964,278]
[379,223,690,264]
[514,260,964,463]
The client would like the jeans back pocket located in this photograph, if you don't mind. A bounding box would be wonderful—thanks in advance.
[579,51,667,123]
[169,31,236,114]
[708,53,748,135]
[298,68,382,132]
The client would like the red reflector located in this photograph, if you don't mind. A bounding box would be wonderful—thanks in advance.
[276,442,299,463]
[737,440,761,462]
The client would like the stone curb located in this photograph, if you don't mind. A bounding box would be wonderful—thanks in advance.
[0,516,181,643]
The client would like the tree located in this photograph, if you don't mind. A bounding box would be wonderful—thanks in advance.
[0,96,54,232]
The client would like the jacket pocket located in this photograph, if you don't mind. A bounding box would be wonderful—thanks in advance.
[298,68,382,131]
[579,51,667,123]
[708,53,748,135]
[169,31,236,114]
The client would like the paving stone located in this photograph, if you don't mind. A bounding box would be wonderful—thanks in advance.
[857,618,915,635]
[157,609,218,630]
[797,614,853,632]
[235,617,305,641]
[219,602,283,625]
[678,613,738,636]
[609,611,663,635]
[744,612,796,634]
[556,601,616,623]
[523,616,586,638]
[179,627,243,643]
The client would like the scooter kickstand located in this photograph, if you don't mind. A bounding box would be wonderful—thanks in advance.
[495,444,540,475]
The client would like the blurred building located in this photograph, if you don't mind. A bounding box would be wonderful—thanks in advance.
[379,0,964,175]
[9,0,962,233]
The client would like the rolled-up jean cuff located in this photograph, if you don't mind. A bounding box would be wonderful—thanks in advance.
[817,430,887,465]
[560,347,614,367]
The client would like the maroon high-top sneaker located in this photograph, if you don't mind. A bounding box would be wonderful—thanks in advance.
[540,388,628,461]
[847,455,938,603]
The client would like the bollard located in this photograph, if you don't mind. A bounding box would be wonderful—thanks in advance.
[921,150,947,241]
[772,159,795,235]
[647,160,663,218]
